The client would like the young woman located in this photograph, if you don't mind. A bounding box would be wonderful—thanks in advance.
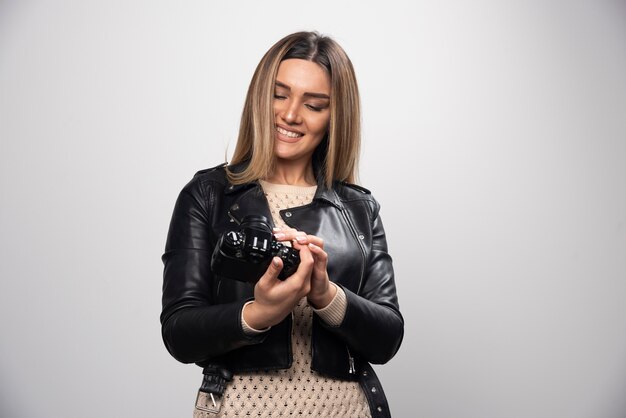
[161,31,404,417]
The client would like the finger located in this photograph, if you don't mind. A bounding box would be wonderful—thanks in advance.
[308,243,328,264]
[306,235,324,249]
[274,228,308,244]
[289,241,314,278]
[258,257,283,287]
[292,243,313,294]
[296,241,314,266]
[272,226,296,238]
[308,244,329,280]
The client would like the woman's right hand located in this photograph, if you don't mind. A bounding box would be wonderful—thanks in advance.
[242,241,314,329]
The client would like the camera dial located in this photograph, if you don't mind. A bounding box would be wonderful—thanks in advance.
[211,215,301,283]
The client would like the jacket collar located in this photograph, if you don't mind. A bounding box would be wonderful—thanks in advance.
[223,161,344,210]
[312,183,344,210]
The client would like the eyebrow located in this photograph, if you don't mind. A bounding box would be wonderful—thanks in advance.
[275,80,330,99]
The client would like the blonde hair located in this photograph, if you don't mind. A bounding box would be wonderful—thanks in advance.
[227,32,361,189]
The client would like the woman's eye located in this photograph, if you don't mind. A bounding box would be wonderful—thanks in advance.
[306,104,322,112]
[274,94,286,100]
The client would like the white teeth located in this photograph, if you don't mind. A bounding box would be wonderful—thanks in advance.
[276,126,303,138]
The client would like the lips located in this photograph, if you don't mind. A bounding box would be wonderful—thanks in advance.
[276,125,304,142]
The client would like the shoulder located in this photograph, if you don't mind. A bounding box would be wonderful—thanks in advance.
[334,181,381,216]
[182,162,230,189]
[334,181,372,201]
[190,162,229,184]
[176,163,231,204]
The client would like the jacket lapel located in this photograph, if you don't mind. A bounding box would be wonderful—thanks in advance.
[226,183,275,228]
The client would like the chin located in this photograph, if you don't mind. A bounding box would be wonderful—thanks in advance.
[274,145,301,161]
[274,153,302,162]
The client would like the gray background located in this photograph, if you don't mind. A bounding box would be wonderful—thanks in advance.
[1,1,625,417]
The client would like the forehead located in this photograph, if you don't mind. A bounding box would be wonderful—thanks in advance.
[275,59,330,94]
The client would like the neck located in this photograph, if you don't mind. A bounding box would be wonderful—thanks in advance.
[266,158,316,186]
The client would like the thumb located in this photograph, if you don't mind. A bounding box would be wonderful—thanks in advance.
[260,256,283,283]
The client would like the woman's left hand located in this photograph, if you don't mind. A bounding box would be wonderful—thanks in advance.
[274,227,337,309]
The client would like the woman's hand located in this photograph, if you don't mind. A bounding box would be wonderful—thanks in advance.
[242,239,314,330]
[273,227,337,309]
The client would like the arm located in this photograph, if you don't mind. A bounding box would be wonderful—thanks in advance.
[160,178,266,364]
[319,199,404,364]
[278,197,404,364]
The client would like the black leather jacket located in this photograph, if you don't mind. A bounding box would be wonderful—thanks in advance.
[161,163,404,417]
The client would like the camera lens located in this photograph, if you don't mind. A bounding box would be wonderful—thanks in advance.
[239,215,272,233]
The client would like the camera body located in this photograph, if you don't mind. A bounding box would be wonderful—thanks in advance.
[211,215,300,284]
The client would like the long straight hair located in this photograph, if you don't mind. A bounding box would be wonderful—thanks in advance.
[227,32,361,189]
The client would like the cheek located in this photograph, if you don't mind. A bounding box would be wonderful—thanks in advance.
[311,114,330,136]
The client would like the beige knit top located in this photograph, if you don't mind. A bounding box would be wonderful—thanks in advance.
[193,180,371,418]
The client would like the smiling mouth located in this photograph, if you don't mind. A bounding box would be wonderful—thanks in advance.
[276,126,304,138]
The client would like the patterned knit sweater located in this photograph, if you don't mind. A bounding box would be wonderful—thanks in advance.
[193,180,371,418]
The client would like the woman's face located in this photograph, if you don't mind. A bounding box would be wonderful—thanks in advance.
[273,59,331,164]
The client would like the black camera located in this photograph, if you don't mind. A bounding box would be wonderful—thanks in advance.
[210,215,300,284]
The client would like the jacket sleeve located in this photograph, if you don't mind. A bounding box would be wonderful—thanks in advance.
[321,198,404,364]
[160,177,266,364]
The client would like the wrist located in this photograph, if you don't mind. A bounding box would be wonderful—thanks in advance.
[308,283,337,309]
[242,301,272,330]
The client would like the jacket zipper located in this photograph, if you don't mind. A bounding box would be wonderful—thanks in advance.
[346,346,356,375]
[340,210,367,294]
[286,311,294,367]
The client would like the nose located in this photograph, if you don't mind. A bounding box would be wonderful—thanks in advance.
[279,100,302,125]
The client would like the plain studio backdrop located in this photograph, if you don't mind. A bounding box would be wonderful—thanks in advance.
[1,1,625,417]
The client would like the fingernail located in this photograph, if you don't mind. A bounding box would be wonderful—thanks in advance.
[274,233,285,239]
[308,243,316,249]
[296,236,307,243]
[272,257,280,266]
[272,227,282,231]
